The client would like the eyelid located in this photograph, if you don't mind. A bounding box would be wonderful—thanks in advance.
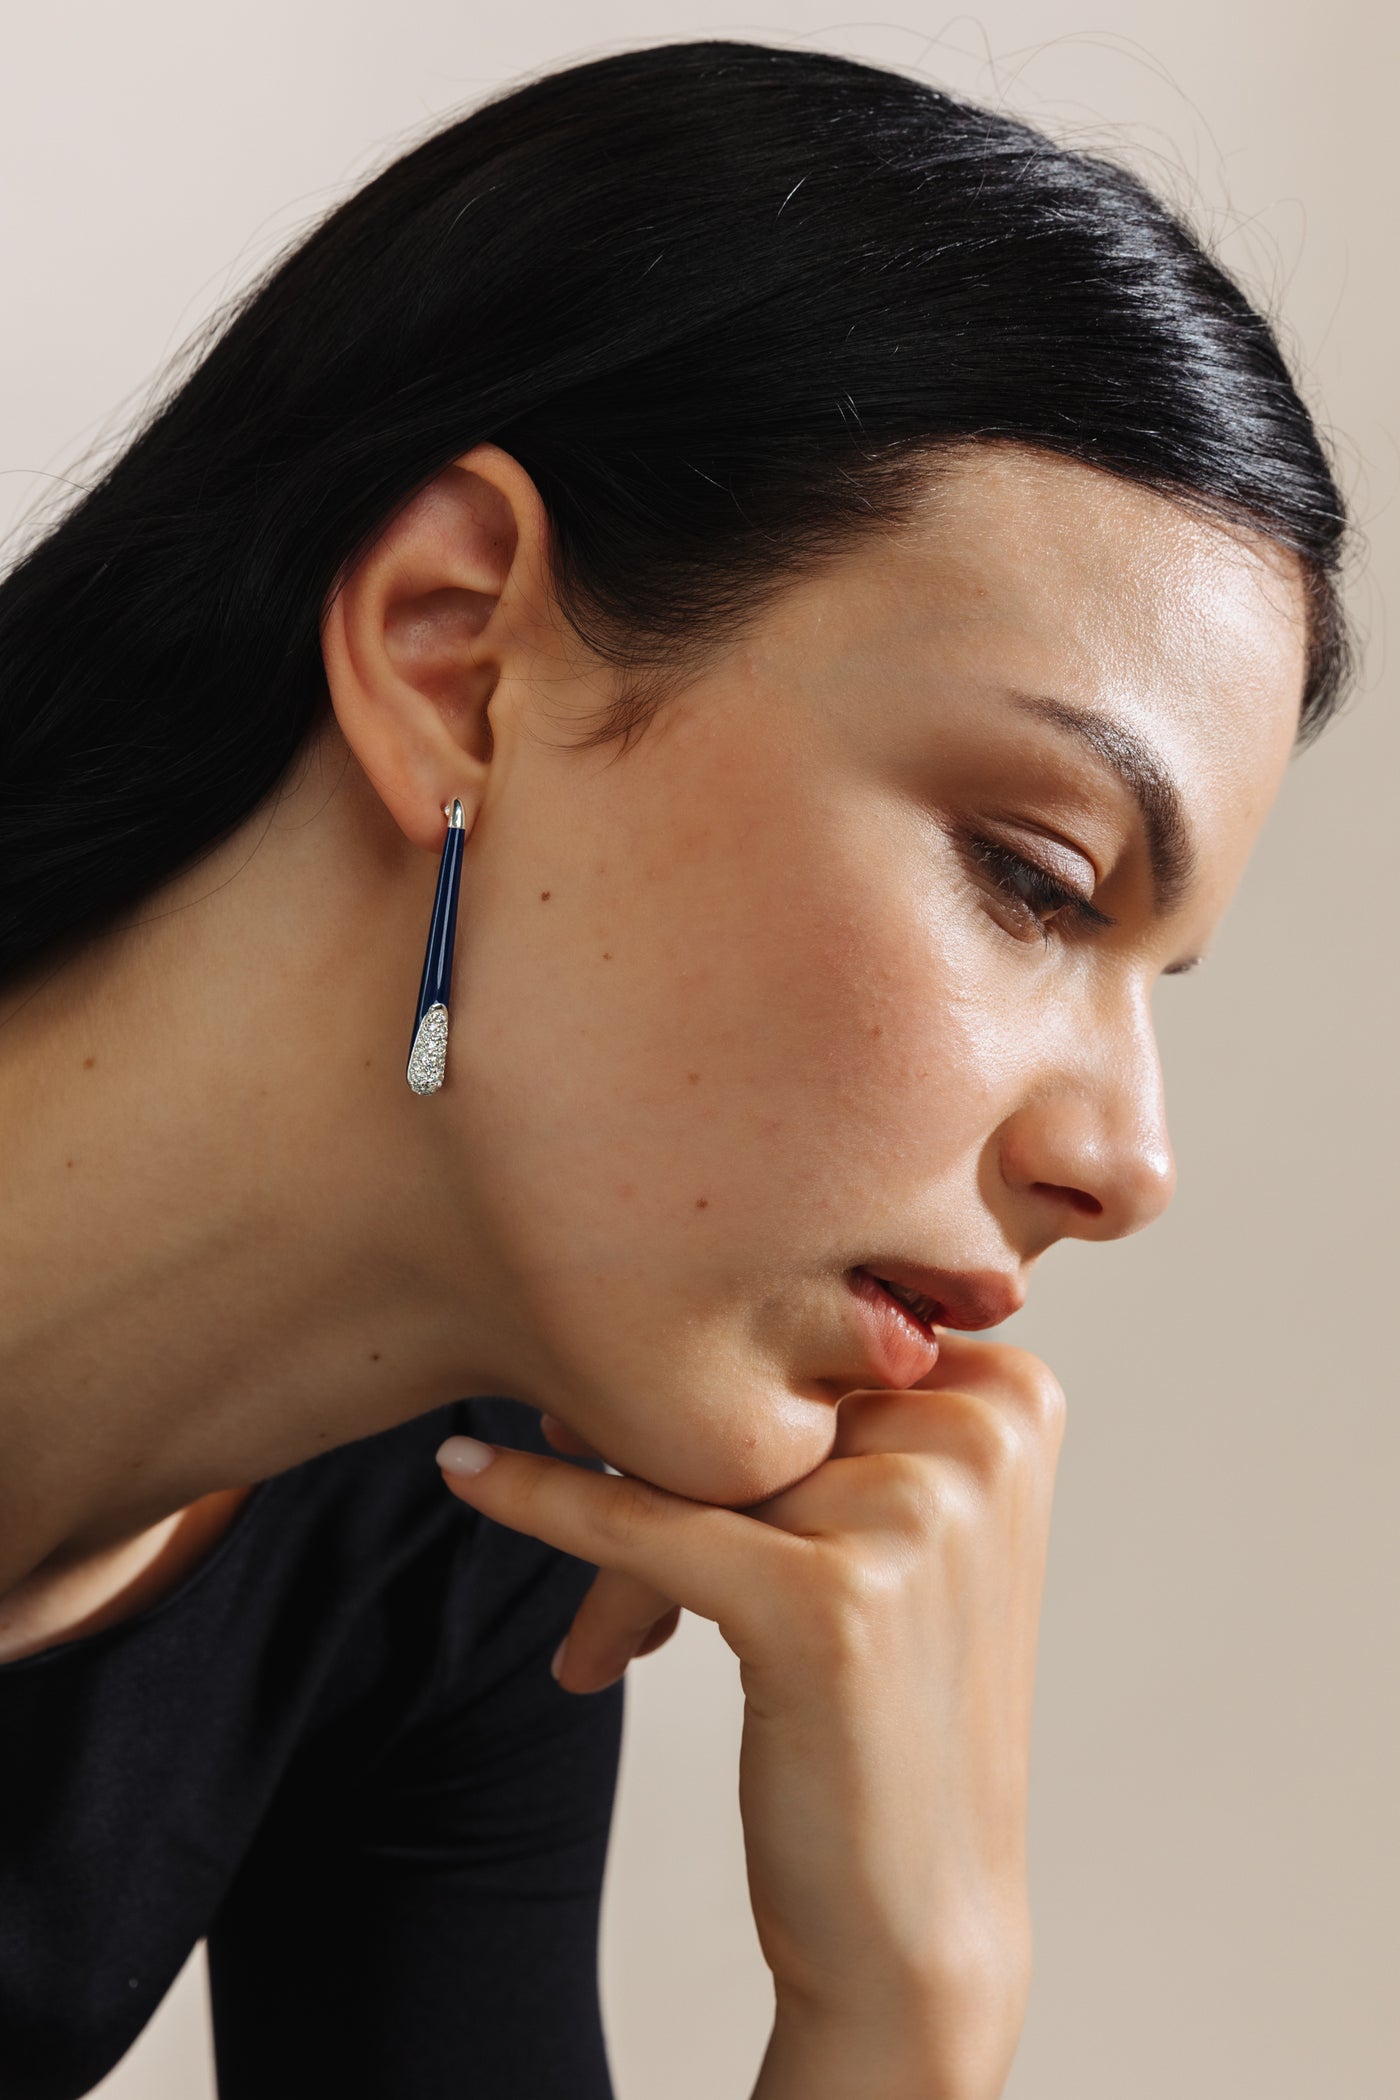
[960,832,1115,935]
[992,820,1101,895]
[969,825,1109,916]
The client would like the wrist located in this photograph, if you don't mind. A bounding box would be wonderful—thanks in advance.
[752,2011,996,2100]
[756,1949,1029,2100]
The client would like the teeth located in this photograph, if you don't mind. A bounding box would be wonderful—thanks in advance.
[880,1276,936,1325]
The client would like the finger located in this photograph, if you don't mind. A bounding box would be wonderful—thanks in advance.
[436,1435,800,1636]
[747,1346,1065,1535]
[554,1566,680,1693]
[633,1605,682,1657]
[834,1338,1066,1458]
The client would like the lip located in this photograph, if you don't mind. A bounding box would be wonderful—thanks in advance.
[844,1268,943,1388]
[858,1261,1026,1334]
[842,1262,1024,1391]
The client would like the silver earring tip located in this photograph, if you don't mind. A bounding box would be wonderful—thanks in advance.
[406,1003,450,1094]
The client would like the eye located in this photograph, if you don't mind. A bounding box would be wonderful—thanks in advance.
[961,834,1114,945]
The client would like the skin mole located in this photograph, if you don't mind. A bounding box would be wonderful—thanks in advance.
[540,890,551,901]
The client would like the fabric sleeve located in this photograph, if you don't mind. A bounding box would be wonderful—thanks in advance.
[205,1512,624,2100]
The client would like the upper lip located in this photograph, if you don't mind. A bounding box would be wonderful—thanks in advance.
[858,1262,1026,1332]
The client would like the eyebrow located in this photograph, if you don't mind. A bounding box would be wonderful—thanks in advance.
[1007,692,1197,918]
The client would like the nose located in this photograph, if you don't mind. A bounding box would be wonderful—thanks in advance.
[995,999,1177,1246]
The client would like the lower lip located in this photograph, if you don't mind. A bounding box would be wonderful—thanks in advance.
[845,1269,941,1388]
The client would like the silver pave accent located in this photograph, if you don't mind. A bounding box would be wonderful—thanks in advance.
[406,1002,450,1095]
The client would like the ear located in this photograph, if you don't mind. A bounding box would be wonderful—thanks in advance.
[320,444,555,850]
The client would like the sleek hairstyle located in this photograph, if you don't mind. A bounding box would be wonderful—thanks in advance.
[0,40,1351,982]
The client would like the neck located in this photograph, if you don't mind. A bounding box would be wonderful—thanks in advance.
[0,728,515,1591]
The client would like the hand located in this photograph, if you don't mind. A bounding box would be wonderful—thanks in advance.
[536,1408,687,1686]
[436,1335,1065,2098]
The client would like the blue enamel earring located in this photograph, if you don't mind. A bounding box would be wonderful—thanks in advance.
[405,798,467,1095]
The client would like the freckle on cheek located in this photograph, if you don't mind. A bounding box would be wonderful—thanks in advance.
[601,952,613,961]
[686,1072,701,1085]
[870,1025,883,1038]
[540,891,551,901]
[82,1056,96,1070]
[617,1182,637,1202]
[695,1197,709,1210]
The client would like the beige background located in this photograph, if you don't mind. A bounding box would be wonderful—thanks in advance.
[1,5,1393,2096]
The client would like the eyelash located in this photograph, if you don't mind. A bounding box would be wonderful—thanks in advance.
[962,835,1114,944]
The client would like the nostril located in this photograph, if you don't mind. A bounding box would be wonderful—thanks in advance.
[1035,1182,1103,1217]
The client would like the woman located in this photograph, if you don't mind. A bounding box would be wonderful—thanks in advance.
[0,38,1349,2100]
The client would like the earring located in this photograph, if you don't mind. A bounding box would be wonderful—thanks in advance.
[406,798,467,1095]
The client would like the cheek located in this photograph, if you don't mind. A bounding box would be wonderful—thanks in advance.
[733,882,1006,1219]
[457,757,1011,1296]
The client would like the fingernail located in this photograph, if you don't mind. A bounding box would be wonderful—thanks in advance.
[550,1638,568,1682]
[437,1435,496,1477]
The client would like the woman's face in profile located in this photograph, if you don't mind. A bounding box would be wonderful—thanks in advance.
[443,443,1306,1506]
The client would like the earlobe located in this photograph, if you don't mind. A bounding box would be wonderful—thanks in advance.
[319,445,553,852]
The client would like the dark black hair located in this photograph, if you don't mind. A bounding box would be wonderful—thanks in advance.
[0,40,1351,983]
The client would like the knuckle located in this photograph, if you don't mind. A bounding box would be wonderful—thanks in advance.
[940,1391,1066,1503]
[964,1344,1068,1448]
[793,1539,936,1674]
[864,1450,947,1535]
[943,1388,1030,1486]
[796,1542,885,1646]
[1026,1368,1067,1446]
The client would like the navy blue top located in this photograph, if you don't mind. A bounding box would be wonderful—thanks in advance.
[0,1398,624,2100]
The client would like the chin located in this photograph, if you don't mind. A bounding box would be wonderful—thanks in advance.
[606,1388,837,1510]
